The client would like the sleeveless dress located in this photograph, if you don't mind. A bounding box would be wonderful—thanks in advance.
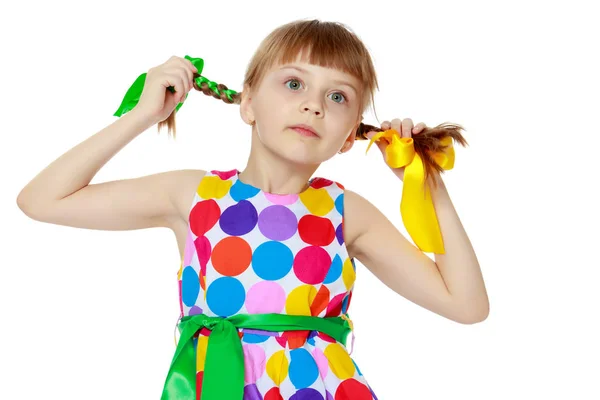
[175,169,378,400]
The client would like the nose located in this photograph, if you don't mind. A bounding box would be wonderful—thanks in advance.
[303,106,321,116]
[300,97,323,116]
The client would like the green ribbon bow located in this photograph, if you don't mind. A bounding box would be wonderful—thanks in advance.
[161,313,353,400]
[113,55,238,117]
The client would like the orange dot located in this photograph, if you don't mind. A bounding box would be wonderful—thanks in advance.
[310,285,330,317]
[211,236,252,276]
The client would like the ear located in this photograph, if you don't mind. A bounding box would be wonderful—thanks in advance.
[340,115,363,153]
[239,84,255,126]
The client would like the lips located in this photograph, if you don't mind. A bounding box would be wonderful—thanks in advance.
[290,124,319,137]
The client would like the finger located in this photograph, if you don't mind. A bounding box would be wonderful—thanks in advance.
[178,58,195,85]
[381,120,391,130]
[180,68,192,94]
[390,118,402,135]
[166,68,188,94]
[167,73,186,102]
[412,122,426,134]
[401,118,413,138]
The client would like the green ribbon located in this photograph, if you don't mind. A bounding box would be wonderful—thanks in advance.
[161,313,353,400]
[113,55,238,117]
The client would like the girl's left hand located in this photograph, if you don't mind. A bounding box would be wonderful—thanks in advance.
[365,118,426,181]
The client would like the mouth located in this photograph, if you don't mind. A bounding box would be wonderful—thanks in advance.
[289,124,320,138]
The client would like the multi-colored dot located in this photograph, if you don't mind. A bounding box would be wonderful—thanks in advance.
[177,169,378,399]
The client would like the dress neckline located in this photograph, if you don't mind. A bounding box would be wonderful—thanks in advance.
[233,169,314,196]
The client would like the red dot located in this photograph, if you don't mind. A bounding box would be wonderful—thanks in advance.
[194,236,211,274]
[298,215,335,246]
[317,331,336,343]
[293,246,331,284]
[190,199,221,236]
[196,371,204,399]
[326,293,346,317]
[265,387,283,400]
[211,169,237,179]
[311,177,334,189]
[336,182,345,190]
[335,379,373,400]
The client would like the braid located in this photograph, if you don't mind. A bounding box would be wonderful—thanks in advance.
[158,74,468,187]
[158,73,241,137]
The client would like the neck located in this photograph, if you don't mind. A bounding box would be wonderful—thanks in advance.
[239,129,319,195]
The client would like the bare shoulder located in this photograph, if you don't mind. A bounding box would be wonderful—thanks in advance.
[169,168,207,224]
[342,188,378,258]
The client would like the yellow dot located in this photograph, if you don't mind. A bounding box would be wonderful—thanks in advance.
[177,262,183,280]
[342,258,356,290]
[197,175,233,199]
[299,187,334,216]
[196,335,209,371]
[324,343,355,380]
[286,285,317,316]
[266,350,289,385]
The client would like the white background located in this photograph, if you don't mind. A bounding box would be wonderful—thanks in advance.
[2,0,599,398]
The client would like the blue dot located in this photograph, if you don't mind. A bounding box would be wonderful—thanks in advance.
[206,277,245,317]
[341,293,350,314]
[335,193,344,215]
[181,266,199,307]
[230,179,260,201]
[241,333,270,344]
[252,241,293,280]
[289,348,319,389]
[323,255,342,284]
[352,359,363,376]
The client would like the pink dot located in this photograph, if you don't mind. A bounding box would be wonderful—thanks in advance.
[312,347,329,379]
[246,281,286,314]
[264,192,299,205]
[243,344,266,384]
[183,226,195,266]
[293,246,331,284]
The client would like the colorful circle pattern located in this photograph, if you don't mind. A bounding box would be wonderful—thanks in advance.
[178,170,377,399]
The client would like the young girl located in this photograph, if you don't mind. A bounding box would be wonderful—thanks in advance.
[17,19,488,400]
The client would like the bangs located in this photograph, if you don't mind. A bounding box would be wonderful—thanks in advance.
[243,19,378,112]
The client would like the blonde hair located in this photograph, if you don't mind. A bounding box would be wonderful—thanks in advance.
[158,19,468,187]
[158,19,379,137]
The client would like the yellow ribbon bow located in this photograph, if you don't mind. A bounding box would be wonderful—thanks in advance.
[366,129,455,254]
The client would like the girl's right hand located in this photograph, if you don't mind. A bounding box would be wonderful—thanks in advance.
[135,56,198,124]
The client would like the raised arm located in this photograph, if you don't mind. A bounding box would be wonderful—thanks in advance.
[16,108,201,231]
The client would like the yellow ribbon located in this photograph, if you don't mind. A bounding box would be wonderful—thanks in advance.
[365,129,455,254]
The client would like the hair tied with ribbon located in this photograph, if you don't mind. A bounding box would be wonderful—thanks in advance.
[113,55,241,137]
[112,55,469,254]
[361,123,469,254]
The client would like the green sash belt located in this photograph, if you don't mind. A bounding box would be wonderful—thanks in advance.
[160,313,353,400]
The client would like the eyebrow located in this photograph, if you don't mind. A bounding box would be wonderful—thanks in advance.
[279,65,359,95]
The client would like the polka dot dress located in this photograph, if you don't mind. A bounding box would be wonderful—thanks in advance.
[177,169,378,400]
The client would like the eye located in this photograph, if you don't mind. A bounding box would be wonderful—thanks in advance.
[284,78,348,104]
[285,78,303,91]
[329,92,347,104]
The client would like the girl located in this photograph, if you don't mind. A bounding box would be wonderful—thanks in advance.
[17,19,488,400]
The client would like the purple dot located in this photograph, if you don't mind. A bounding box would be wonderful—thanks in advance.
[220,200,258,236]
[290,388,324,400]
[326,391,334,400]
[243,383,262,400]
[336,223,344,245]
[258,205,298,241]
[189,306,203,315]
